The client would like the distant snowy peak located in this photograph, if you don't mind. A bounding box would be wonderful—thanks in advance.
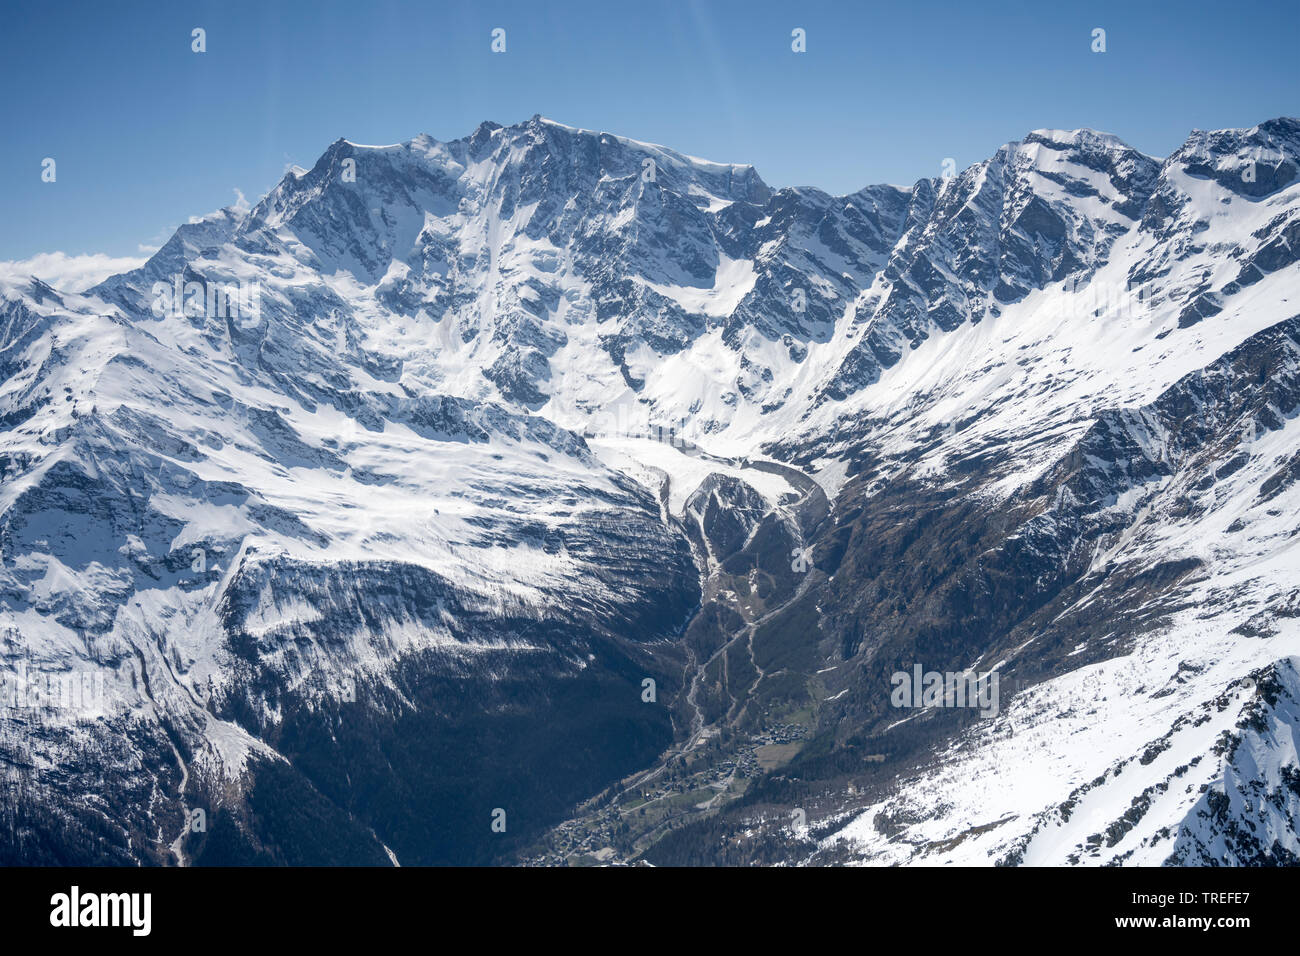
[246,114,768,234]
[43,115,1300,451]
[1168,116,1300,198]
[817,118,1298,408]
[1024,127,1144,152]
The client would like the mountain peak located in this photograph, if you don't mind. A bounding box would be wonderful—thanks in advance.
[1022,126,1146,156]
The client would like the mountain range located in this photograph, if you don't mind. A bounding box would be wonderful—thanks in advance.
[2,114,1298,865]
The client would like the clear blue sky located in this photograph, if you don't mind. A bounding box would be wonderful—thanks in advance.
[2,0,1296,260]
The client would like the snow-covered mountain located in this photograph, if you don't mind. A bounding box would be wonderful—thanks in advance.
[1,115,1298,865]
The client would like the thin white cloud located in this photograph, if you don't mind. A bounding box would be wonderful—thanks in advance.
[188,187,251,224]
[0,251,147,293]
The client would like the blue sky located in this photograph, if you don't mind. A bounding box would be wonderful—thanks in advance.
[1,0,1296,261]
